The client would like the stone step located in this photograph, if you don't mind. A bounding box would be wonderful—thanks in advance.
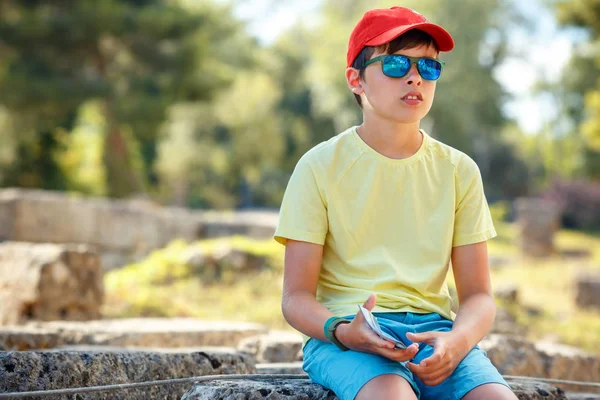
[253,363,600,399]
[0,318,268,350]
[256,362,304,375]
[239,332,600,386]
[237,330,303,363]
[566,393,600,400]
[180,377,569,399]
[0,347,254,399]
[481,335,600,384]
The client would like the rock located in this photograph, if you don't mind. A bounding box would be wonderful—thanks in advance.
[507,378,568,399]
[0,348,254,399]
[489,255,514,269]
[566,393,600,400]
[491,308,527,336]
[514,198,561,258]
[256,362,304,375]
[534,341,600,389]
[575,273,600,310]
[198,210,278,240]
[480,335,600,384]
[480,335,547,378]
[0,242,103,325]
[180,377,568,399]
[494,284,519,304]
[238,331,303,363]
[182,378,337,400]
[560,249,592,260]
[0,326,66,350]
[0,318,268,350]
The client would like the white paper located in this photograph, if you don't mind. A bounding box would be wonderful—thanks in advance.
[358,305,406,349]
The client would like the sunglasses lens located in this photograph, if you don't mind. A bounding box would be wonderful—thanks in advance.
[382,55,411,78]
[418,59,443,80]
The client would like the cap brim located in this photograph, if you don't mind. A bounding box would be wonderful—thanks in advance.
[365,22,454,52]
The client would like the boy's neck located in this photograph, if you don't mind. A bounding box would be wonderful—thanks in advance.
[357,118,423,160]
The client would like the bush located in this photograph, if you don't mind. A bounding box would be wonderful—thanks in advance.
[542,179,600,230]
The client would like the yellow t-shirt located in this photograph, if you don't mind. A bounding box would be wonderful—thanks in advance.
[274,126,496,339]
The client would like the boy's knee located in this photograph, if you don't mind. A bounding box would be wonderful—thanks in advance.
[462,383,517,400]
[355,374,418,400]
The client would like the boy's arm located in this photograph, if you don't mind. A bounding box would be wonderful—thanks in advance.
[406,240,495,385]
[449,240,496,353]
[281,239,333,341]
[281,239,419,361]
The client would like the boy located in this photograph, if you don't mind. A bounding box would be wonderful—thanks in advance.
[274,6,517,400]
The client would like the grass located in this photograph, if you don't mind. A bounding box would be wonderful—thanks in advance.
[485,221,600,353]
[103,217,600,353]
[102,237,291,330]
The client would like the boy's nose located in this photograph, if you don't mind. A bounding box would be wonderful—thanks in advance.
[405,63,422,86]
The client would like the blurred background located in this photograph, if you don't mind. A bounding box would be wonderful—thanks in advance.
[0,0,599,355]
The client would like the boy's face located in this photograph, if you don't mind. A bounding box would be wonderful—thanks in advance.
[347,44,439,124]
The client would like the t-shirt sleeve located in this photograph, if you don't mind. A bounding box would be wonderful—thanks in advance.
[452,155,497,247]
[274,154,328,246]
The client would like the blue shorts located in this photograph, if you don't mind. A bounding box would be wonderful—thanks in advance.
[302,312,511,400]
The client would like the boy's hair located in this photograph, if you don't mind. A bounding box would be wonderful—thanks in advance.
[351,29,439,108]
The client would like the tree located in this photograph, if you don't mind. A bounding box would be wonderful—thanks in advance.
[555,0,600,179]
[0,0,238,196]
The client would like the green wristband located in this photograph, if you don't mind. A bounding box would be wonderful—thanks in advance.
[324,316,351,351]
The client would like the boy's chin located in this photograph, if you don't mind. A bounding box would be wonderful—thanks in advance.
[385,111,427,124]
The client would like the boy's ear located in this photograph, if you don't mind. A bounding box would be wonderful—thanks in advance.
[346,67,364,95]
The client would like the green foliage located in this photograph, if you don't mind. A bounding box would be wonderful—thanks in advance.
[103,236,288,326]
[0,0,242,197]
[1,0,596,209]
[554,0,600,179]
[54,101,107,195]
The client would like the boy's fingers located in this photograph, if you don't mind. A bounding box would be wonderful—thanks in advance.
[420,351,442,367]
[373,336,395,349]
[406,331,437,343]
[382,342,418,357]
[363,294,376,310]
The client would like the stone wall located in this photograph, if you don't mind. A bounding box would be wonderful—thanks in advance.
[0,188,278,270]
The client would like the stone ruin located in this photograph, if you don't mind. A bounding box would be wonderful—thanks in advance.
[0,188,278,270]
[0,242,103,325]
[1,321,599,399]
[576,273,600,311]
[514,197,562,258]
[0,189,599,398]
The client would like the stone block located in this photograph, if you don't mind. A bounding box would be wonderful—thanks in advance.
[0,348,254,399]
[0,242,103,325]
[256,362,304,375]
[0,319,268,350]
[12,189,98,244]
[181,377,568,399]
[238,331,303,363]
[480,335,600,384]
[0,188,18,240]
[576,273,600,310]
[515,198,561,257]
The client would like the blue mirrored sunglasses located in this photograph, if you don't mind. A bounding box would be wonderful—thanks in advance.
[363,54,445,81]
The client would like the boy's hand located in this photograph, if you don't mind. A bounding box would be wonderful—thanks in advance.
[405,331,469,386]
[335,294,419,362]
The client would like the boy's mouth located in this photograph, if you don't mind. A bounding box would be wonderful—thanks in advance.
[401,92,423,106]
[401,91,423,101]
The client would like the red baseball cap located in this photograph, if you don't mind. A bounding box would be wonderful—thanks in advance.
[347,6,454,68]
